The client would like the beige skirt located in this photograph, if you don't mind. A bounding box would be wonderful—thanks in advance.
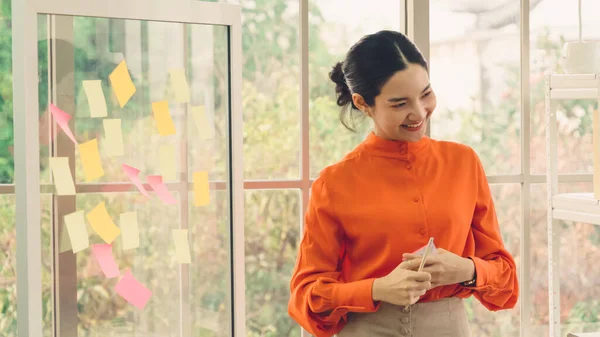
[336,297,471,337]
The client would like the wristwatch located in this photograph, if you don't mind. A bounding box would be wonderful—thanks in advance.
[459,258,477,287]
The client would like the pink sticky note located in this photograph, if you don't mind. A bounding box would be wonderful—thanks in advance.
[147,175,177,204]
[115,270,152,310]
[122,164,150,197]
[49,104,77,144]
[91,244,120,278]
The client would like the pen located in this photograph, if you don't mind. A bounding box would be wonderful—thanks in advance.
[418,237,435,272]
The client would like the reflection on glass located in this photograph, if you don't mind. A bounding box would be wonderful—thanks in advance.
[245,189,300,337]
[463,184,520,337]
[308,0,400,178]
[37,14,233,337]
[429,0,521,175]
[530,182,600,337]
[241,2,300,180]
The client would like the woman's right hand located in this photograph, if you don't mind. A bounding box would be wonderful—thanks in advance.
[371,260,432,306]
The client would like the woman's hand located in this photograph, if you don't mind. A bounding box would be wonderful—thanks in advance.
[372,261,432,306]
[401,248,475,288]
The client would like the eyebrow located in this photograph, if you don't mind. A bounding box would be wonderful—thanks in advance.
[387,84,431,102]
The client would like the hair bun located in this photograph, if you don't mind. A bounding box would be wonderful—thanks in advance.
[329,62,353,107]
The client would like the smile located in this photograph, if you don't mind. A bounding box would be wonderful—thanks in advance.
[402,120,423,128]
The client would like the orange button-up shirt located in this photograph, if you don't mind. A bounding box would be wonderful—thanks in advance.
[288,132,519,337]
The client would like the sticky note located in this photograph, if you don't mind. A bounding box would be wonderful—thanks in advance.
[82,80,108,118]
[159,145,177,181]
[167,68,190,103]
[49,157,76,195]
[102,119,125,156]
[122,164,149,197]
[190,105,213,139]
[172,229,191,264]
[152,101,176,136]
[49,104,77,144]
[193,171,210,207]
[91,244,120,278]
[120,212,140,250]
[147,175,177,204]
[109,60,136,108]
[115,270,152,309]
[64,210,89,253]
[79,139,105,181]
[59,224,72,253]
[87,202,121,244]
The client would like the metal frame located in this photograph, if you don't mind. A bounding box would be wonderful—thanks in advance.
[12,1,244,337]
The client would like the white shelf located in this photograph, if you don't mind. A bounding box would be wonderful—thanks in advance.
[549,74,599,100]
[552,193,600,225]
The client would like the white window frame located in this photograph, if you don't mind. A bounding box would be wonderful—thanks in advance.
[11,1,244,336]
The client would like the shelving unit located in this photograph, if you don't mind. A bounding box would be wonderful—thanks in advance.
[546,73,600,337]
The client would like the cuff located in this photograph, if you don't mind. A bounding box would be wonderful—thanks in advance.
[469,256,491,289]
[332,278,380,312]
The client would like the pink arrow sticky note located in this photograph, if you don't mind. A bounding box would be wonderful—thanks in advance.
[115,270,152,310]
[147,175,177,205]
[122,164,149,197]
[91,244,120,278]
[49,104,77,144]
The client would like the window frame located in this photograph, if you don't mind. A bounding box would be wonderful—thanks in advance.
[11,1,244,336]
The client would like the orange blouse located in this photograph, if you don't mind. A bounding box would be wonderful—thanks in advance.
[288,132,518,337]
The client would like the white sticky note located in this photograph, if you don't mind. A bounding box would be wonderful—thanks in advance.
[172,229,191,264]
[190,105,213,139]
[167,68,190,103]
[120,211,140,250]
[83,80,108,118]
[49,157,76,195]
[64,210,89,253]
[159,144,177,181]
[103,119,125,157]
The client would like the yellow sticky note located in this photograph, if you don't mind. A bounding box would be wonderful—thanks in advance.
[152,101,176,136]
[102,119,124,156]
[190,105,213,139]
[168,68,190,103]
[79,139,105,181]
[59,223,72,253]
[119,211,140,250]
[82,80,108,118]
[87,202,121,244]
[172,229,191,264]
[49,157,76,195]
[64,210,89,253]
[109,60,136,108]
[193,171,210,207]
[159,144,177,181]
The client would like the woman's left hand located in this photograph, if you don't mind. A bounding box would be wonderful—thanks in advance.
[402,248,475,288]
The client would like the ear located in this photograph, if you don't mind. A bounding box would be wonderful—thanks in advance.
[352,93,369,113]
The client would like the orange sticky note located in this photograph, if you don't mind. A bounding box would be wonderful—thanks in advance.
[109,60,136,108]
[79,139,105,181]
[152,101,176,136]
[87,202,121,244]
[49,157,76,195]
[193,171,210,206]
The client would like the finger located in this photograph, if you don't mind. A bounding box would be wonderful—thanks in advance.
[436,248,448,254]
[408,271,432,282]
[399,258,421,271]
[402,253,419,260]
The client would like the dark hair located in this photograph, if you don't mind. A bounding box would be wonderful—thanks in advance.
[329,30,428,132]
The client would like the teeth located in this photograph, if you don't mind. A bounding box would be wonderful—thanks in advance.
[404,120,423,128]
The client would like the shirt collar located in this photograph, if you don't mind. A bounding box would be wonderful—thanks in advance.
[359,131,431,158]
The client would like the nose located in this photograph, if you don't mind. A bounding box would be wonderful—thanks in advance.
[411,102,428,120]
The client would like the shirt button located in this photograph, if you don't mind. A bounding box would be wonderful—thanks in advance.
[419,228,426,236]
[412,196,419,202]
[402,306,410,313]
[401,316,409,324]
[405,163,412,170]
[400,327,410,335]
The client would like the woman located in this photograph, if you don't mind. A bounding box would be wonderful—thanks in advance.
[287,30,518,337]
